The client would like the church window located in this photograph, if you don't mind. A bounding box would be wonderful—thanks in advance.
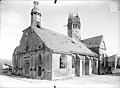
[34,68,36,71]
[34,12,37,15]
[26,45,29,52]
[38,54,42,65]
[78,24,80,29]
[60,54,67,69]
[73,24,77,28]
[68,23,72,29]
[73,24,75,28]
[39,46,41,49]
[30,68,32,71]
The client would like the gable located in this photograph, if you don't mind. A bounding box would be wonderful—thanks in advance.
[82,35,103,48]
[19,27,44,53]
[100,41,106,50]
[99,36,106,50]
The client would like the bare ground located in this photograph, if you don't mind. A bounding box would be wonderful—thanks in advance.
[0,69,120,88]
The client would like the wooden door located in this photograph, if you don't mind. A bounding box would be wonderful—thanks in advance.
[25,59,30,76]
[38,54,44,79]
[38,66,42,76]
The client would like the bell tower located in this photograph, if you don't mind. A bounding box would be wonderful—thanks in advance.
[31,1,41,28]
[67,12,81,41]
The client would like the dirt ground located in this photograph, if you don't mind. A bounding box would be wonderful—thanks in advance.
[0,69,120,88]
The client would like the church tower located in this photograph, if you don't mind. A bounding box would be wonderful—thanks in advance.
[67,12,81,41]
[31,1,41,28]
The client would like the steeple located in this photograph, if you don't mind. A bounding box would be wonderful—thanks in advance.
[67,11,81,41]
[31,1,41,28]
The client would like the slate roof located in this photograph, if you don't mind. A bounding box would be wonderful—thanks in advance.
[108,54,118,61]
[81,35,103,48]
[31,26,97,57]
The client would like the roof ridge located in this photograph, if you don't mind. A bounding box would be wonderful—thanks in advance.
[82,35,103,41]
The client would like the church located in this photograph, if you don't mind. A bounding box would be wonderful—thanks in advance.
[12,1,107,80]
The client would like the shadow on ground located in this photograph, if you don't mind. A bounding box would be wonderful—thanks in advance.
[108,72,120,76]
[106,69,120,76]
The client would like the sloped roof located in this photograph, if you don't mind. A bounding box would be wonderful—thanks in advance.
[108,54,118,62]
[81,35,103,48]
[31,26,97,57]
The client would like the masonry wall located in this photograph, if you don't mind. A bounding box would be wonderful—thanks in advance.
[12,48,52,80]
[92,57,98,74]
[85,56,92,75]
[52,53,74,80]
[12,27,53,80]
[75,55,86,76]
[98,48,106,74]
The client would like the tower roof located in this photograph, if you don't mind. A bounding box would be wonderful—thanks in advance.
[31,1,41,14]
[68,11,80,23]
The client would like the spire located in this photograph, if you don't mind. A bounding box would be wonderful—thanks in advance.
[34,1,39,7]
[75,9,78,16]
[31,1,41,15]
[68,12,73,19]
[31,1,41,28]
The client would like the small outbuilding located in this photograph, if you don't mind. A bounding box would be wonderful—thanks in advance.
[107,54,118,70]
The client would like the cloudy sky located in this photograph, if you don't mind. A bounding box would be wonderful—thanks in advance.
[0,0,120,60]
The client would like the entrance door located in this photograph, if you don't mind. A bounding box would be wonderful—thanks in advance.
[38,54,43,78]
[38,66,42,76]
[25,59,30,76]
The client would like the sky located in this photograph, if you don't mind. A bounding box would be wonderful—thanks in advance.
[0,0,120,60]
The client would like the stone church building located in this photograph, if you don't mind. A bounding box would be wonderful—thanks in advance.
[12,1,107,80]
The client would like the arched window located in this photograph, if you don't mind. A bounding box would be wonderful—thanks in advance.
[38,54,42,65]
[60,54,67,69]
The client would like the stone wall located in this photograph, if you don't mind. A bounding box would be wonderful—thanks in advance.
[52,53,74,80]
[12,27,53,79]
[98,48,106,74]
[92,57,98,74]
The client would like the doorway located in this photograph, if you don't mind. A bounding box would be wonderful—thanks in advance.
[38,54,43,77]
[25,59,30,76]
[38,66,42,76]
